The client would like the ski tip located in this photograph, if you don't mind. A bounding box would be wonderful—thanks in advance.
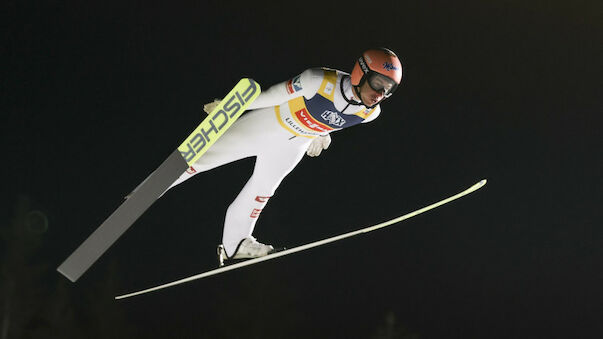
[467,179,487,192]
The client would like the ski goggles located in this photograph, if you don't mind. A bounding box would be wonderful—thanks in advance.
[366,73,398,96]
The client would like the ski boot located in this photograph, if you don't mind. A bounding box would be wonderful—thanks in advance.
[217,237,277,267]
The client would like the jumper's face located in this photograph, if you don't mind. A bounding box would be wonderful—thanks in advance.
[366,73,396,95]
[359,81,386,107]
[355,72,397,107]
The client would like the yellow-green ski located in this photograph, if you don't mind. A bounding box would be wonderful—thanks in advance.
[179,79,260,165]
[57,79,261,282]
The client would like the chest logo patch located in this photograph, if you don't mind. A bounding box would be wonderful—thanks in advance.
[286,75,302,94]
[321,110,346,127]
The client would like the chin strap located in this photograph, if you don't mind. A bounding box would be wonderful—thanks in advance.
[341,76,362,107]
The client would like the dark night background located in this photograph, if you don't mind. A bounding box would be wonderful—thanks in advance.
[2,1,601,338]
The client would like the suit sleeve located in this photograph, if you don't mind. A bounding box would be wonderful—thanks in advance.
[247,68,323,110]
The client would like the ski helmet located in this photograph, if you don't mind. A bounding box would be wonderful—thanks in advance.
[351,48,403,98]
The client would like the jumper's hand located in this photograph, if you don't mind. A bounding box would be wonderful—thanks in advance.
[306,134,331,157]
[203,99,221,114]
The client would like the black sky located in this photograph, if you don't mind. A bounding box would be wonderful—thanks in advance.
[3,1,602,338]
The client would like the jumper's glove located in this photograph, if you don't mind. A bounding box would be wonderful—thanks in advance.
[306,134,331,157]
[203,99,221,114]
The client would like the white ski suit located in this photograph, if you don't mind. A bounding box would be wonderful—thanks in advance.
[167,68,382,256]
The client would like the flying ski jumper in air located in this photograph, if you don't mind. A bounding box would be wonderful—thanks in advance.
[59,46,485,291]
[54,43,488,297]
[164,48,404,266]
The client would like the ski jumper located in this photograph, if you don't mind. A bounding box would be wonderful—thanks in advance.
[167,68,382,256]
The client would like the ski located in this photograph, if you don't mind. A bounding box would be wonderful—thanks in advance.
[57,78,261,282]
[115,179,487,300]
